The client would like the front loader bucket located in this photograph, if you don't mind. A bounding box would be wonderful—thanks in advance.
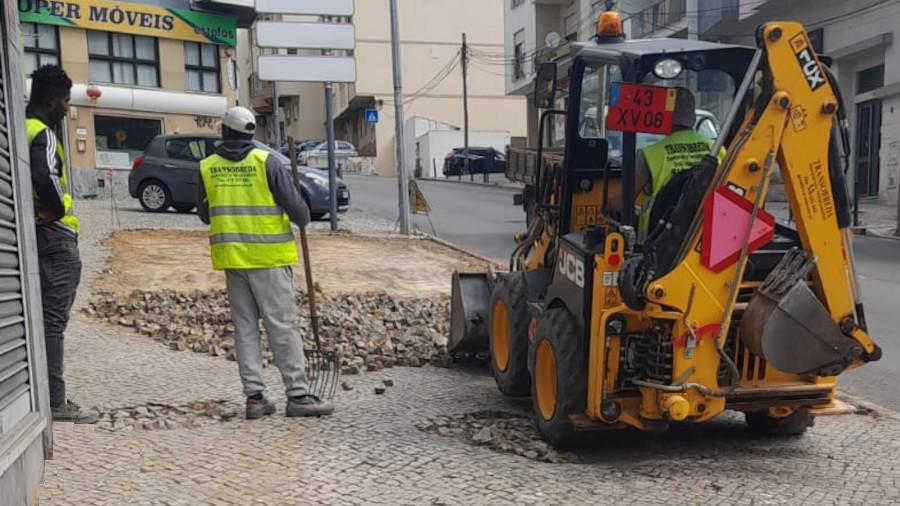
[740,249,864,376]
[450,272,492,354]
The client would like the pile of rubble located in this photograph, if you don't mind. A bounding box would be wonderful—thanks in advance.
[84,290,453,375]
[95,401,239,432]
[417,411,580,463]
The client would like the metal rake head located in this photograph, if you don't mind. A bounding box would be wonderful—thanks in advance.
[304,345,340,401]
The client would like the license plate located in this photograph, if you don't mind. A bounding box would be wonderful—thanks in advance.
[341,190,349,199]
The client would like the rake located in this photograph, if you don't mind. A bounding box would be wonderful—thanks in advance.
[288,138,341,403]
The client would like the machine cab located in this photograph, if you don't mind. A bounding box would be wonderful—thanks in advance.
[533,26,758,240]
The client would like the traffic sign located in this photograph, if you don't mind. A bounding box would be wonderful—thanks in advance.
[255,0,354,16]
[258,56,357,83]
[365,109,379,124]
[256,22,355,50]
[409,180,431,214]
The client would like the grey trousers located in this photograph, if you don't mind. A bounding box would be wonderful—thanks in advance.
[225,266,309,398]
[37,226,82,409]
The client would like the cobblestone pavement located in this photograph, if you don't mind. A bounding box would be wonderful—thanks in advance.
[40,201,900,505]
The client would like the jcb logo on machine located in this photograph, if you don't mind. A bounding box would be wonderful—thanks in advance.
[790,34,826,91]
[559,250,585,288]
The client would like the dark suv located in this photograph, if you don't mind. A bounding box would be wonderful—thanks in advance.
[442,147,507,177]
[129,134,350,219]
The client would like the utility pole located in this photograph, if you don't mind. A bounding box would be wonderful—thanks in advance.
[325,82,338,232]
[272,80,281,148]
[462,32,471,182]
[390,0,411,235]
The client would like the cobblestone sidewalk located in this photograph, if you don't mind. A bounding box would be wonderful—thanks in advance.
[39,201,900,505]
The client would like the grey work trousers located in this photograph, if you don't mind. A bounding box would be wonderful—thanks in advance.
[225,266,309,398]
[37,226,82,409]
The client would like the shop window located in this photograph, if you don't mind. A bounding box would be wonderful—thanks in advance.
[94,115,162,164]
[88,31,159,87]
[184,42,221,93]
[165,138,208,161]
[22,22,59,77]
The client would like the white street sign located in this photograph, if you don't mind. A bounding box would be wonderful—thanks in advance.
[205,0,254,7]
[256,22,355,50]
[255,0,354,16]
[258,56,357,83]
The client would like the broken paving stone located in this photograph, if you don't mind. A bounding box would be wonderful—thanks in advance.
[341,382,353,391]
[383,378,394,387]
[87,289,453,376]
[418,411,580,464]
[374,386,386,395]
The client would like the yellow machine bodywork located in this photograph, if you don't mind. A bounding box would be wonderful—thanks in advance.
[569,22,875,433]
[450,18,880,447]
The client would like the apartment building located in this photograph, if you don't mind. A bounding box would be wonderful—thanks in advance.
[505,0,900,207]
[20,0,254,197]
[242,0,528,178]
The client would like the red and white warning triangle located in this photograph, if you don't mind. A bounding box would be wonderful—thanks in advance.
[701,187,775,273]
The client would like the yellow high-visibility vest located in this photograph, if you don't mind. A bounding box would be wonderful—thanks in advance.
[637,129,724,242]
[25,118,79,235]
[199,148,298,270]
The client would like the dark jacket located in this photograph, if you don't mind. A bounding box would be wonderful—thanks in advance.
[197,140,311,227]
[29,124,76,239]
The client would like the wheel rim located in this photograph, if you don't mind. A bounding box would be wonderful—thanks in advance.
[491,299,510,372]
[142,184,166,209]
[535,339,557,421]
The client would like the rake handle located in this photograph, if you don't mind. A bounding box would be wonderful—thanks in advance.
[289,137,323,350]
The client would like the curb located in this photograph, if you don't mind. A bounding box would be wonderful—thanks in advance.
[420,233,506,268]
[417,177,524,193]
[835,391,900,423]
[853,226,900,241]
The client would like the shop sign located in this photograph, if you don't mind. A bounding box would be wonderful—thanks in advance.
[18,0,237,46]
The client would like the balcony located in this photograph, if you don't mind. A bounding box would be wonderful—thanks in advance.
[249,73,274,114]
[629,0,687,39]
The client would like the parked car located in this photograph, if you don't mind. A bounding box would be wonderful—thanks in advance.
[298,140,358,164]
[442,147,507,177]
[129,134,350,220]
[279,139,323,157]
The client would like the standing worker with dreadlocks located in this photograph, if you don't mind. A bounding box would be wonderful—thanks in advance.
[27,65,98,423]
[197,106,334,419]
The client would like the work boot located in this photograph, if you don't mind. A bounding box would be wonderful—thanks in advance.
[286,395,334,417]
[246,396,276,420]
[52,400,99,424]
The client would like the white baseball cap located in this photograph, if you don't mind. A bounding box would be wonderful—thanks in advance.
[221,106,257,134]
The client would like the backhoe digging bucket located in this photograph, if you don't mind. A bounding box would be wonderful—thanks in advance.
[450,272,492,354]
[740,248,864,376]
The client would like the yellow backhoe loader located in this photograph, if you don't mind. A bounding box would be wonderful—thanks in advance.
[449,11,882,447]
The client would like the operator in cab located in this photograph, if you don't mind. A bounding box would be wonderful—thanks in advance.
[610,87,723,244]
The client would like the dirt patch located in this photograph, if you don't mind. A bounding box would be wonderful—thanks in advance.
[96,229,492,298]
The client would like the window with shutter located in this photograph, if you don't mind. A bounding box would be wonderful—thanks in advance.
[0,24,33,436]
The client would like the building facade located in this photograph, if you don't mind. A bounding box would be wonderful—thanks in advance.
[242,0,528,178]
[505,0,900,208]
[19,0,244,198]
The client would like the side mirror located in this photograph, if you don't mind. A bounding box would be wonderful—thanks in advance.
[533,62,558,110]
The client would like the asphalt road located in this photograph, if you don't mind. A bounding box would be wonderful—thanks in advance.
[344,175,524,261]
[344,175,900,410]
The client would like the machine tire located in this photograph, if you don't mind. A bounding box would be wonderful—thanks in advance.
[138,180,171,213]
[745,409,815,436]
[529,307,587,449]
[489,273,532,397]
